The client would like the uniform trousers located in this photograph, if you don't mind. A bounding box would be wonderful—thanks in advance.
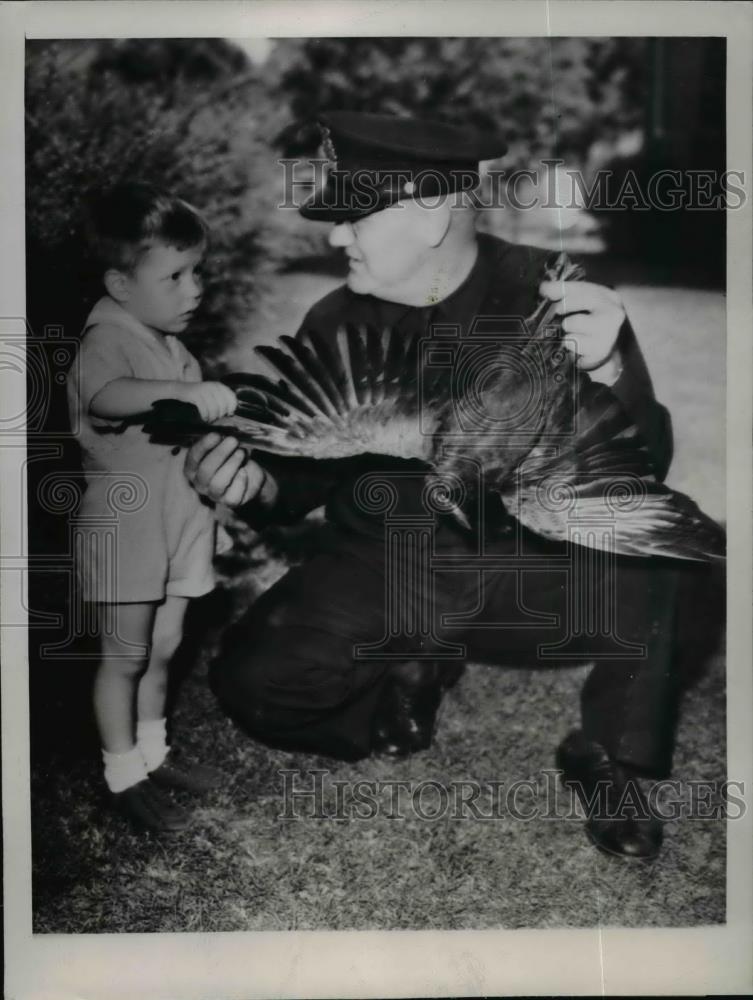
[211,521,720,771]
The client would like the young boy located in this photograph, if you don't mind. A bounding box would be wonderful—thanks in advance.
[66,182,237,832]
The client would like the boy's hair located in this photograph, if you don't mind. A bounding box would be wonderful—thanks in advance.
[84,182,209,275]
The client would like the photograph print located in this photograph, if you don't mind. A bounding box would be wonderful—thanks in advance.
[22,31,732,939]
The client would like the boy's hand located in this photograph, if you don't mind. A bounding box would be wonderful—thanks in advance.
[179,381,237,422]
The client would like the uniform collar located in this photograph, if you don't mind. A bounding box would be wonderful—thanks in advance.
[352,234,497,332]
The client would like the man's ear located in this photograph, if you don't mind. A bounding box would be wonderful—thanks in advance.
[419,199,452,248]
[104,268,130,303]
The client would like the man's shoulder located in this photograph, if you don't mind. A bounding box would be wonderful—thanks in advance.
[301,284,351,326]
[477,232,555,284]
[473,233,558,318]
[298,283,381,337]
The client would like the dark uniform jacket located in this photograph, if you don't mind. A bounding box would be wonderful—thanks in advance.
[241,233,673,542]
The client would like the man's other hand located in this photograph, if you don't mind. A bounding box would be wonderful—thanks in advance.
[539,279,626,378]
[184,433,273,508]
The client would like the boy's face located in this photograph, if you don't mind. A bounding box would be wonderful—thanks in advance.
[119,243,204,334]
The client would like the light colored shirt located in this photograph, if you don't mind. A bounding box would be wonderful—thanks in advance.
[67,295,202,483]
[66,296,215,602]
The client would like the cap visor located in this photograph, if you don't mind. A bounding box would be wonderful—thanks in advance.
[299,182,402,223]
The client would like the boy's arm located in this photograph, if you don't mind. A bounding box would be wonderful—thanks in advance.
[70,324,235,425]
[89,377,197,419]
[90,377,236,423]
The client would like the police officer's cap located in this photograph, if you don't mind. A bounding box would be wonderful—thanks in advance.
[299,111,507,223]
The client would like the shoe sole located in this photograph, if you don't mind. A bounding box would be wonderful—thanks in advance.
[584,823,661,861]
[559,773,663,861]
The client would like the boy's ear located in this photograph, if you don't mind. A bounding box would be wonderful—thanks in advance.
[103,268,130,303]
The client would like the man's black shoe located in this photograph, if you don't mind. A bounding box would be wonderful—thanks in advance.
[372,661,443,756]
[556,730,663,860]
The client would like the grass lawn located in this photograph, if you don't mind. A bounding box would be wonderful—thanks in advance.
[31,265,727,933]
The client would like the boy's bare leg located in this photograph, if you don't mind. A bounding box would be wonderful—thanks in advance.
[136,595,189,723]
[136,595,221,793]
[94,601,156,753]
[92,600,189,830]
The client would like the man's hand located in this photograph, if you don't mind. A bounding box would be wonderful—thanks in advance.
[539,279,626,379]
[184,433,274,509]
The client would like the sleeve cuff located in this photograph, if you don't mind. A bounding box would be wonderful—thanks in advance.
[587,353,624,387]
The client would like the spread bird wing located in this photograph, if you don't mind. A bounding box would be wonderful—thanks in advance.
[507,467,726,562]
[495,378,726,562]
[144,325,439,461]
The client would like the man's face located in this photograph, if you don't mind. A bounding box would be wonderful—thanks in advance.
[329,202,432,303]
[121,243,204,334]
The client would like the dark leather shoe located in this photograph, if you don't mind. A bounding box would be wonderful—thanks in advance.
[556,730,663,860]
[111,779,191,833]
[148,756,222,794]
[372,661,443,756]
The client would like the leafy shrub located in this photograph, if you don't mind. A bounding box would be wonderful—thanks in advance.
[25,38,279,368]
[269,37,648,169]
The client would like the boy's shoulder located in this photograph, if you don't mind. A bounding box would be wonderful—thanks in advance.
[78,298,155,362]
[80,319,128,347]
[76,321,139,376]
[82,296,138,336]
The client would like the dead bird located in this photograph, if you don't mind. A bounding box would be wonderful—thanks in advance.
[145,253,725,563]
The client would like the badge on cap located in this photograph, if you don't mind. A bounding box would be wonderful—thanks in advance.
[320,126,338,169]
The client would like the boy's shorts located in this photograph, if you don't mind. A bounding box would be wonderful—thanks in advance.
[74,468,216,604]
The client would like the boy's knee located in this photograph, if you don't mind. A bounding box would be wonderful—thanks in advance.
[98,640,150,679]
[150,624,184,665]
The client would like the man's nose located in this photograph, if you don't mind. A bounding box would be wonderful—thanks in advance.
[186,274,202,299]
[328,222,354,248]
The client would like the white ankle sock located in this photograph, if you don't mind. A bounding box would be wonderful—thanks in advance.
[136,717,169,772]
[102,746,148,794]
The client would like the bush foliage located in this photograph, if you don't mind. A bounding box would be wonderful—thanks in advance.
[25,36,653,363]
[25,39,277,366]
[270,37,648,168]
